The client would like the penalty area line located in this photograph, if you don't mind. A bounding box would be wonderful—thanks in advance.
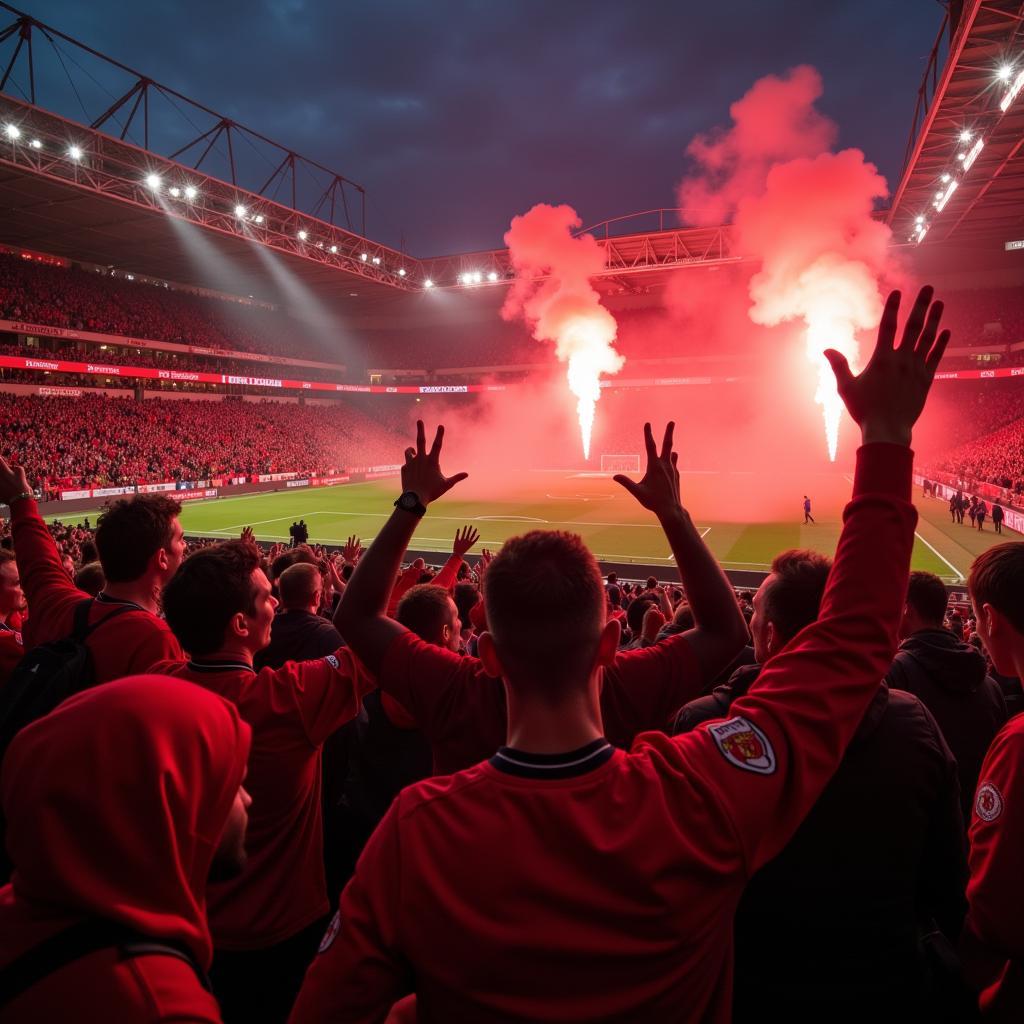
[913,531,964,581]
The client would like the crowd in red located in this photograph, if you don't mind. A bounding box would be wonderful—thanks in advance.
[0,393,407,496]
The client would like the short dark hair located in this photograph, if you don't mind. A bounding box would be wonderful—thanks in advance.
[484,531,605,688]
[95,494,181,583]
[163,541,261,656]
[79,539,98,564]
[607,572,617,585]
[645,576,658,590]
[763,549,832,645]
[74,561,105,596]
[969,543,1024,635]
[607,584,621,608]
[453,582,480,625]
[397,584,454,644]
[278,562,321,609]
[627,593,657,634]
[906,571,949,626]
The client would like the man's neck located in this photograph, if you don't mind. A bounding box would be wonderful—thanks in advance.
[196,641,256,667]
[504,683,604,754]
[101,579,162,615]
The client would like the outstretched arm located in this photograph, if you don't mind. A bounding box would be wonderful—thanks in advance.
[335,422,468,675]
[615,422,747,680]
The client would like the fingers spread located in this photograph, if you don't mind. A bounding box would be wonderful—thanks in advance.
[925,329,950,374]
[429,424,444,459]
[416,420,426,456]
[659,421,675,461]
[898,285,934,351]
[915,300,944,355]
[877,290,902,350]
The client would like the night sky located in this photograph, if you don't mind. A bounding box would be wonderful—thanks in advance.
[10,0,940,255]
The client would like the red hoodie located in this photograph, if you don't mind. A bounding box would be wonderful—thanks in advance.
[0,675,250,1023]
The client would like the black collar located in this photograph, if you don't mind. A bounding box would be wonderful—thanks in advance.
[186,658,257,675]
[96,592,148,613]
[490,738,614,779]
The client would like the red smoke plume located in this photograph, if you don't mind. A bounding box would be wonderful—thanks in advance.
[678,66,894,460]
[502,203,624,459]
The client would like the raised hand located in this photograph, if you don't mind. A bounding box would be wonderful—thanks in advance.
[613,423,682,521]
[0,455,30,506]
[824,286,949,446]
[342,535,363,564]
[453,525,480,558]
[401,421,469,506]
[240,526,255,546]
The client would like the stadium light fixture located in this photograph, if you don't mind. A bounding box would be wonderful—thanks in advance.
[67,145,83,160]
[168,186,181,198]
[487,271,498,282]
[1000,67,1024,112]
[915,215,925,225]
[372,256,381,265]
[398,267,406,276]
[940,173,951,183]
[998,64,1013,83]
[145,173,162,190]
[184,185,198,200]
[360,252,368,261]
[234,204,247,218]
[959,130,972,144]
[329,244,338,254]
[4,124,20,140]
[424,279,434,289]
[253,214,264,224]
[472,271,483,284]
[935,179,958,213]
[29,138,41,149]
[298,229,308,240]
[964,137,985,171]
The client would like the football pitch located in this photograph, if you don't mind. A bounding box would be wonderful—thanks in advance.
[153,471,1016,583]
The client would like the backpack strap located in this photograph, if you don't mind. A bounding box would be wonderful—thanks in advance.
[71,599,145,644]
[0,920,210,1009]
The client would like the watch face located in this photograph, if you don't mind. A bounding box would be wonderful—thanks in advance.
[399,492,417,509]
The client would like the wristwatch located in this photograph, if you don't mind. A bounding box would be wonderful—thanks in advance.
[394,490,426,518]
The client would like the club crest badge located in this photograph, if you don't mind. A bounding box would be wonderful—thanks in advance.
[975,782,1004,823]
[709,717,776,775]
[325,654,340,670]
[318,911,341,953]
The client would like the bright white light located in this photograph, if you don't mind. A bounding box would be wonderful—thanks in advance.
[998,65,1013,82]
[959,130,972,143]
[398,267,406,276]
[424,279,434,289]
[472,271,482,284]
[316,241,323,249]
[936,179,959,212]
[941,173,951,183]
[1000,67,1024,112]
[68,145,83,160]
[487,271,498,282]
[4,124,20,140]
[298,229,308,240]
[460,272,471,285]
[372,256,381,265]
[329,244,338,254]
[234,204,247,218]
[169,186,181,198]
[915,215,925,225]
[964,137,985,171]
[145,173,162,190]
[360,252,368,261]
[935,191,944,199]
[254,214,264,224]
[184,186,197,200]
[29,138,41,149]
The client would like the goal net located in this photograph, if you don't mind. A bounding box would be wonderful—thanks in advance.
[599,453,641,474]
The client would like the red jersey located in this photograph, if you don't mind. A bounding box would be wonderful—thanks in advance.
[966,714,1024,1020]
[10,499,182,679]
[378,622,702,775]
[0,675,250,1024]
[386,553,463,617]
[289,444,917,1024]
[0,622,23,690]
[150,648,374,950]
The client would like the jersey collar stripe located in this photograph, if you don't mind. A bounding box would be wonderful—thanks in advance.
[490,740,614,779]
[186,659,257,675]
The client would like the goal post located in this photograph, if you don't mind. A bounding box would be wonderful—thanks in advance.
[599,453,641,474]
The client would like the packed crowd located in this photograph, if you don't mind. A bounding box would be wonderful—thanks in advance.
[0,394,407,496]
[1,287,1024,1024]
[933,419,1024,495]
[0,255,333,363]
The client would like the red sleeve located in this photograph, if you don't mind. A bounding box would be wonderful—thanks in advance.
[428,553,463,592]
[966,718,1024,961]
[648,444,917,876]
[600,634,704,746]
[386,567,421,618]
[289,802,411,1023]
[281,647,376,747]
[11,499,88,647]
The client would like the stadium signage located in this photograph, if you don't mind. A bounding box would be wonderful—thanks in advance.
[176,488,218,501]
[1005,239,1024,251]
[286,479,311,488]
[138,482,178,494]
[419,385,468,393]
[26,359,59,370]
[37,386,82,397]
[58,489,92,500]
[86,364,121,375]
[225,375,283,387]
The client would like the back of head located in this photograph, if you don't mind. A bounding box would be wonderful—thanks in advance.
[163,541,260,656]
[626,593,657,635]
[970,543,1024,635]
[453,582,480,625]
[906,571,949,629]
[397,584,455,645]
[95,494,181,583]
[278,561,321,611]
[1,675,249,968]
[73,561,106,597]
[484,531,605,690]
[763,549,832,646]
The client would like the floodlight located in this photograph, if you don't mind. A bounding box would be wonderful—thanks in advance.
[959,130,972,143]
[169,186,181,198]
[424,279,434,289]
[4,124,20,140]
[184,186,198,200]
[254,214,264,224]
[372,256,381,265]
[398,267,406,276]
[998,65,1013,82]
[472,271,482,284]
[941,173,951,183]
[68,145,83,160]
[329,245,338,253]
[360,253,368,261]
[487,271,498,282]
[145,173,162,190]
[298,229,308,240]
[29,139,41,149]
[234,204,247,218]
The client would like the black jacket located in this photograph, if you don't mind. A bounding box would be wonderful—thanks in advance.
[254,609,342,670]
[673,666,967,1021]
[885,628,1007,823]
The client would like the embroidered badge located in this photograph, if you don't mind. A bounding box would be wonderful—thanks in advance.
[975,782,1004,823]
[325,654,340,670]
[318,911,341,953]
[708,716,776,775]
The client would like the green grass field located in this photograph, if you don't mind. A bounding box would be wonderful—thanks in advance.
[50,470,1011,582]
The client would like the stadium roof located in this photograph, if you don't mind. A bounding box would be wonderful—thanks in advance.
[888,0,1024,249]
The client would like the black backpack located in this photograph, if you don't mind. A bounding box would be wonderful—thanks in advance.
[0,598,135,881]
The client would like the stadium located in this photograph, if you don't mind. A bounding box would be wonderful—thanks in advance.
[1,2,1024,1020]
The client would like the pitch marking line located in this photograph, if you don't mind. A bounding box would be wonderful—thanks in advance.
[913,530,964,580]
